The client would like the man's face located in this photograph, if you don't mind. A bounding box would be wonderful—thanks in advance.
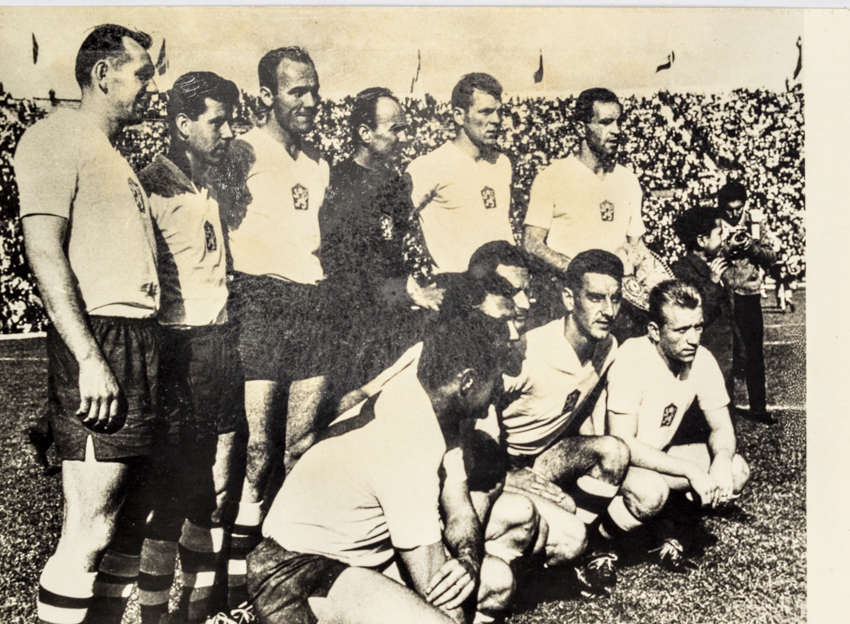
[699,219,724,258]
[477,264,532,338]
[456,88,502,148]
[652,304,704,365]
[582,101,622,161]
[182,98,235,166]
[565,272,622,341]
[108,38,157,125]
[365,97,410,166]
[723,199,746,224]
[266,58,320,136]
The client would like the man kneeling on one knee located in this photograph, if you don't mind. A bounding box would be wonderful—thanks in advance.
[606,279,750,571]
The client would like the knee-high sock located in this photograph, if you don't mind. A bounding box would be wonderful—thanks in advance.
[178,521,225,622]
[227,500,262,609]
[599,495,643,541]
[37,557,96,624]
[138,538,179,624]
[570,475,620,526]
[87,549,140,624]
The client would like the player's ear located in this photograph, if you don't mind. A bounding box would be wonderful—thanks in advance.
[452,106,466,127]
[647,320,661,343]
[175,112,191,141]
[259,85,274,110]
[459,368,476,397]
[357,123,372,146]
[561,286,575,313]
[93,59,110,93]
[574,119,587,141]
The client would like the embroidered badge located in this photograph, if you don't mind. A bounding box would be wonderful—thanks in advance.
[128,178,147,214]
[661,403,677,427]
[204,221,217,252]
[562,389,581,415]
[292,183,309,211]
[379,214,394,241]
[600,199,615,222]
[481,186,497,210]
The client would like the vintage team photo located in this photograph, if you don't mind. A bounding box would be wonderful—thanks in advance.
[0,6,806,624]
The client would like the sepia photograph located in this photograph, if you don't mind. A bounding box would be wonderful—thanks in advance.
[0,5,824,624]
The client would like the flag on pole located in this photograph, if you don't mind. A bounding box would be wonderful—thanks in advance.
[156,39,168,75]
[32,34,39,64]
[656,51,675,73]
[410,50,421,94]
[533,51,544,83]
[792,37,802,80]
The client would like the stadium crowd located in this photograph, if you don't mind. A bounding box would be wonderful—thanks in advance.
[4,24,803,624]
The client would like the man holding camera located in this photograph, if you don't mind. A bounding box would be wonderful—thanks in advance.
[717,181,777,425]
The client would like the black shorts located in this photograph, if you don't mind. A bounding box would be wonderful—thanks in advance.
[229,273,331,382]
[159,323,246,441]
[46,316,162,461]
[247,538,348,624]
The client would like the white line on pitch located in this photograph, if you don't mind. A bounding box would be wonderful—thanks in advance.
[0,357,46,361]
[736,404,806,412]
[765,323,805,329]
[0,332,46,341]
[764,340,800,346]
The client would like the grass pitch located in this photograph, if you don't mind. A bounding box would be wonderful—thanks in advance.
[0,291,806,624]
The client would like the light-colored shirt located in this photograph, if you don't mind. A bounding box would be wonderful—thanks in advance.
[15,109,159,318]
[407,141,515,273]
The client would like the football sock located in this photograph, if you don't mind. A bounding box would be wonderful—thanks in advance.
[228,500,262,609]
[138,537,179,624]
[599,495,643,541]
[37,557,96,624]
[571,475,620,525]
[87,548,141,624]
[178,521,225,622]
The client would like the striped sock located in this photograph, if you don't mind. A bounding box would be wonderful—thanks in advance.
[571,475,620,525]
[87,549,140,624]
[599,495,643,540]
[178,521,225,622]
[138,538,178,624]
[228,501,262,609]
[37,557,96,624]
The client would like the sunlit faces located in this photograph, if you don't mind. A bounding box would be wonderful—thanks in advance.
[107,37,157,125]
[455,88,502,148]
[563,272,622,341]
[179,98,235,166]
[363,96,410,166]
[649,303,704,366]
[581,101,623,161]
[262,58,320,136]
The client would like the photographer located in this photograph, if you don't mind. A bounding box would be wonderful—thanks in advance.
[717,181,777,425]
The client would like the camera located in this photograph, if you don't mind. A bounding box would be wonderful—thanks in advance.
[725,230,751,260]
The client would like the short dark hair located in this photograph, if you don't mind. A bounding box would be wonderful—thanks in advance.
[717,181,748,219]
[418,307,510,390]
[562,249,624,294]
[167,72,239,125]
[451,73,502,111]
[75,24,152,89]
[350,87,399,147]
[574,88,620,124]
[673,205,721,251]
[468,241,527,278]
[440,242,528,309]
[648,279,703,327]
[258,46,314,92]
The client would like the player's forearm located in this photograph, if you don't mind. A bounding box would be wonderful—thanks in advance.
[441,482,484,570]
[522,227,571,274]
[623,435,703,482]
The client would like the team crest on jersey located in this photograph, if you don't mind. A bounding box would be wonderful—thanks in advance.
[562,389,581,415]
[204,221,217,252]
[600,200,615,222]
[661,403,677,427]
[380,214,394,241]
[292,184,309,211]
[481,186,497,210]
[128,178,146,214]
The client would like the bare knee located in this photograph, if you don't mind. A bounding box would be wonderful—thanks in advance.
[477,555,515,614]
[487,493,539,556]
[593,436,631,483]
[545,513,587,567]
[732,455,750,494]
[622,469,669,521]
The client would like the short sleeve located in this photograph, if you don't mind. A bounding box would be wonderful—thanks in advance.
[524,166,555,230]
[15,122,77,219]
[442,447,468,487]
[605,348,644,416]
[694,349,730,412]
[372,447,443,550]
